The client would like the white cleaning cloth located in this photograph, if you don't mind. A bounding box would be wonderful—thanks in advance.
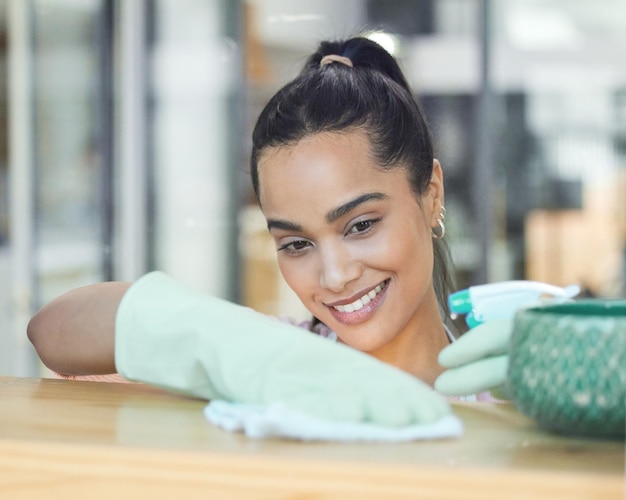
[204,400,463,442]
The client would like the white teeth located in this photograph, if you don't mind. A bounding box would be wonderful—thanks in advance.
[333,282,385,313]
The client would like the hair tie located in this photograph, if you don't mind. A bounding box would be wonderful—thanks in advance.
[319,54,353,68]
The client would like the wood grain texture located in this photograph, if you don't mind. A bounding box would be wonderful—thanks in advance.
[0,376,623,498]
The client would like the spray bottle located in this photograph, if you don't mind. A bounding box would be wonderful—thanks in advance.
[448,281,581,328]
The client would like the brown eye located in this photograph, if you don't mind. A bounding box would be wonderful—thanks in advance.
[290,240,310,251]
[278,239,312,255]
[347,217,381,235]
[353,221,372,232]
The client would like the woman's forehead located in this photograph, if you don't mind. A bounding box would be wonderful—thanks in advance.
[257,132,417,219]
[258,133,383,197]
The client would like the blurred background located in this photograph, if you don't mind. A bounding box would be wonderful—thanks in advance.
[1,0,625,376]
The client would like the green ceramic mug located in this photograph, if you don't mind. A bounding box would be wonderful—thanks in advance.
[508,300,626,439]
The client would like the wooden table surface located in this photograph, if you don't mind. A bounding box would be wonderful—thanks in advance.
[0,376,623,499]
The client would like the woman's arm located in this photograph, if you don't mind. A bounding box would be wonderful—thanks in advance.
[27,282,131,375]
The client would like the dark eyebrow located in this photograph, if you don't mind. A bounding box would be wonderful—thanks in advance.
[266,192,387,233]
[326,192,387,224]
[266,219,303,233]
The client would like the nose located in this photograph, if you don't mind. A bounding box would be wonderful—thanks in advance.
[318,243,361,292]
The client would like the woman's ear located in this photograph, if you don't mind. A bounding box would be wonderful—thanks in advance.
[427,159,445,223]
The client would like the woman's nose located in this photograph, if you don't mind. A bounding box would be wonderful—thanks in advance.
[318,244,361,292]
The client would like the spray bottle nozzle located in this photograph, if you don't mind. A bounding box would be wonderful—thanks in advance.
[448,289,472,315]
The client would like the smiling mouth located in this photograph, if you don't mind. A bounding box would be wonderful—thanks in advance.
[331,280,389,313]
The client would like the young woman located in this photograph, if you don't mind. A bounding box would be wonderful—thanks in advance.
[248,37,454,386]
[28,37,492,421]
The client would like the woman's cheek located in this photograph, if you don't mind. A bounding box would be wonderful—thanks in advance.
[278,257,313,299]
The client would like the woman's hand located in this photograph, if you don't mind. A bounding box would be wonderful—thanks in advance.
[115,272,453,426]
[434,319,512,398]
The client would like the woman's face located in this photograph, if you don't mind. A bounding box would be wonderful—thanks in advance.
[257,130,445,356]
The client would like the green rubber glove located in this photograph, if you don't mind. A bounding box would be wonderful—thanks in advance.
[434,319,513,398]
[115,272,451,426]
